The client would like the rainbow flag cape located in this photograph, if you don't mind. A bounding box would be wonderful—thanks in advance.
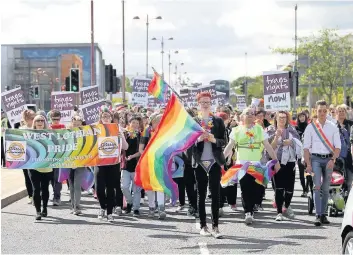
[134,94,203,201]
[58,168,94,191]
[148,71,168,102]
[221,160,278,187]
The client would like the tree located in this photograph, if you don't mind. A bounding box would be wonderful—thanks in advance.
[125,77,132,93]
[272,29,353,104]
[230,76,264,104]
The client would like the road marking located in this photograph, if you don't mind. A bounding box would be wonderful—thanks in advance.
[198,242,210,255]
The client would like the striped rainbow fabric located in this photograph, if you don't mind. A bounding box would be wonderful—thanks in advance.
[148,71,168,102]
[134,94,203,201]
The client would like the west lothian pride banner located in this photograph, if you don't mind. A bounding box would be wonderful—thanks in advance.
[5,124,121,169]
[135,93,204,201]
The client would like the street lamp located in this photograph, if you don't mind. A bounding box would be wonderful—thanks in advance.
[168,50,178,85]
[152,36,173,78]
[133,15,162,78]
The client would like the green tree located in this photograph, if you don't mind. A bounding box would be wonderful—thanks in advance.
[125,77,132,93]
[272,28,353,104]
[230,76,264,104]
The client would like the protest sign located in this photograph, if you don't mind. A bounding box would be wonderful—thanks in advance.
[51,91,76,122]
[80,99,105,125]
[132,78,150,106]
[236,95,247,111]
[80,85,100,105]
[5,124,120,169]
[1,88,27,127]
[263,71,291,111]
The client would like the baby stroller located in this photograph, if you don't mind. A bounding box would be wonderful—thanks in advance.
[307,158,346,216]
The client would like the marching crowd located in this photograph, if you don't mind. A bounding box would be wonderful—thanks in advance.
[1,92,353,239]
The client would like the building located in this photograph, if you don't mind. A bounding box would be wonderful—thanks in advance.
[1,43,105,111]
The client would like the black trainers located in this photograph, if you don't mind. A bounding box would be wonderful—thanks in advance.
[124,204,132,214]
[41,208,48,217]
[314,216,321,226]
[133,210,140,217]
[320,215,330,224]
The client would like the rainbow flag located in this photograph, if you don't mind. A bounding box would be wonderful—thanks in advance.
[221,160,278,187]
[148,71,168,102]
[134,94,203,201]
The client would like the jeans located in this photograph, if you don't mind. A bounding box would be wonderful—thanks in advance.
[147,191,165,209]
[52,168,62,200]
[311,155,333,216]
[69,168,85,210]
[195,163,221,228]
[121,170,141,210]
[28,170,52,212]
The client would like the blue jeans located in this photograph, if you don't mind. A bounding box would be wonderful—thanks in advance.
[121,170,141,210]
[311,155,333,216]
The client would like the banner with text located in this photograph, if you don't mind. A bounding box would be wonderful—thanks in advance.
[51,91,77,122]
[132,78,150,106]
[236,95,247,111]
[5,124,120,169]
[263,71,291,111]
[1,88,27,127]
[80,85,100,105]
[80,99,105,125]
[216,92,227,106]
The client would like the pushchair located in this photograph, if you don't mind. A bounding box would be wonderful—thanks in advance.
[307,158,346,217]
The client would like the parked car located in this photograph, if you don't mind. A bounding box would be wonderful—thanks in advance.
[341,188,353,254]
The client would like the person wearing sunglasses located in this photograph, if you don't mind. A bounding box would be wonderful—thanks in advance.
[28,115,53,220]
[224,107,280,225]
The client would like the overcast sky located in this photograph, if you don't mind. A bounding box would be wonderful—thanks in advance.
[1,0,353,84]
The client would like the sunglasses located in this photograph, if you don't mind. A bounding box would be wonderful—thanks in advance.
[36,119,44,123]
[199,101,211,105]
[52,118,60,121]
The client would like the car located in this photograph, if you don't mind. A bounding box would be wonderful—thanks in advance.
[341,187,353,254]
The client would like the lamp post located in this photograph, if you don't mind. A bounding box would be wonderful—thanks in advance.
[133,15,162,78]
[168,50,179,85]
[174,62,184,87]
[90,0,95,87]
[152,36,173,78]
[122,0,126,103]
[293,4,298,113]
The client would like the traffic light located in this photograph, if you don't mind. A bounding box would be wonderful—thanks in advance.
[65,76,70,91]
[240,81,246,94]
[70,68,80,92]
[33,85,40,100]
[105,64,113,92]
[29,86,34,97]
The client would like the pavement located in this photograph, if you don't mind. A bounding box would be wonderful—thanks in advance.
[1,168,28,209]
[1,174,343,254]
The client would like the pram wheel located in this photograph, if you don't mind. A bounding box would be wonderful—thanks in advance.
[328,206,338,217]
[308,196,314,215]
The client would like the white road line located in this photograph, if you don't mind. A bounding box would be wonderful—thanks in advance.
[198,242,210,255]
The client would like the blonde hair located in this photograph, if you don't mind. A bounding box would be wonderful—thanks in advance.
[240,107,255,117]
[336,104,348,112]
[22,109,35,122]
[32,114,48,129]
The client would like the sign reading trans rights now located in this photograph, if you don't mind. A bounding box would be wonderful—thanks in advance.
[263,71,291,111]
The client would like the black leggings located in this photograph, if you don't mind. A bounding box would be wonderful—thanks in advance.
[240,173,260,214]
[273,162,296,213]
[114,164,123,208]
[28,170,52,212]
[23,169,33,198]
[298,159,306,192]
[95,165,118,215]
[173,177,185,206]
[184,165,197,210]
[195,163,221,228]
[1,137,5,167]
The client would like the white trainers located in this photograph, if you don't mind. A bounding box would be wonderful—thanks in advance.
[200,226,212,236]
[107,214,114,222]
[285,206,295,219]
[245,212,253,225]
[98,209,105,220]
[148,208,155,218]
[219,208,224,217]
[115,207,122,216]
[175,205,185,213]
[159,211,167,220]
[212,227,222,239]
[275,213,284,221]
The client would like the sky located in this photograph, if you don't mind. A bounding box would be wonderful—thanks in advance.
[1,0,353,85]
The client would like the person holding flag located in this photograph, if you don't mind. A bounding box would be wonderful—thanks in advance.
[192,91,226,239]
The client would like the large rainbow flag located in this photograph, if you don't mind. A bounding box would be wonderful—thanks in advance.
[135,94,203,201]
[221,160,278,187]
[148,71,168,102]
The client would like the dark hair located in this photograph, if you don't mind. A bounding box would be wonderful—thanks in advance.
[256,107,266,116]
[50,110,61,118]
[274,111,290,128]
[129,115,141,123]
[220,107,231,116]
[316,100,327,107]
